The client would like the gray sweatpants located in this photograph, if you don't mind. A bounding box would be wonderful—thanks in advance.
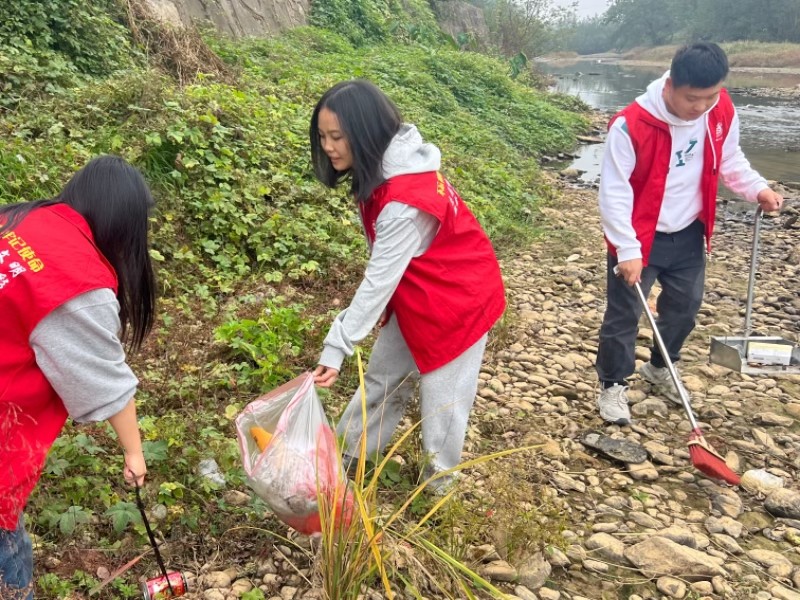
[336,314,487,475]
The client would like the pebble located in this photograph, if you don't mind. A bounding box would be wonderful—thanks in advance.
[514,586,539,600]
[280,586,299,600]
[203,572,232,589]
[690,581,714,595]
[480,560,518,582]
[231,579,254,596]
[585,532,627,564]
[766,489,800,519]
[711,533,743,554]
[538,588,561,600]
[772,586,800,600]
[741,469,785,495]
[582,559,609,573]
[657,575,687,598]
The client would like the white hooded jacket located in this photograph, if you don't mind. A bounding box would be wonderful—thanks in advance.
[599,71,769,262]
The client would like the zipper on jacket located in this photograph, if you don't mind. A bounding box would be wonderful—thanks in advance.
[706,119,718,174]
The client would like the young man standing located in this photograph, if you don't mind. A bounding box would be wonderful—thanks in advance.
[595,42,784,425]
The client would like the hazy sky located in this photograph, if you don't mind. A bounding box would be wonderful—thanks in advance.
[553,0,609,18]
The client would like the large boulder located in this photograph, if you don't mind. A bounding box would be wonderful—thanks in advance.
[624,537,727,581]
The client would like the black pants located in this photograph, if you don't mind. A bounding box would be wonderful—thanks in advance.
[595,219,706,384]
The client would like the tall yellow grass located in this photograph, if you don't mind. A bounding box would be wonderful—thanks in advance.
[314,349,537,600]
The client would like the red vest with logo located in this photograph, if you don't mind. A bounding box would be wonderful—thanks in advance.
[0,204,117,529]
[361,172,506,373]
[607,89,735,264]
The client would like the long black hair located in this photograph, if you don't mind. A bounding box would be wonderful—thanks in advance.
[0,155,156,351]
[310,79,403,202]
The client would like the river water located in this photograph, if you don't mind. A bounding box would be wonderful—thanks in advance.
[538,59,800,188]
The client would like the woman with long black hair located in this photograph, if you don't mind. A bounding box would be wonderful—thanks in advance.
[0,155,156,599]
[309,80,506,493]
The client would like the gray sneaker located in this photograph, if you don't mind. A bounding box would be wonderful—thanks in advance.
[597,384,631,425]
[639,362,684,405]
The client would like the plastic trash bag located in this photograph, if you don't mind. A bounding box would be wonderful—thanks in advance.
[236,373,353,534]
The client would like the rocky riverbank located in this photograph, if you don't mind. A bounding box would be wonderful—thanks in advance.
[468,177,800,600]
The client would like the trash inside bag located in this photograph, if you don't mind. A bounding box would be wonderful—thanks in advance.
[236,373,353,534]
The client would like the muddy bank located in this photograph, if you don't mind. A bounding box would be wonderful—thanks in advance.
[540,52,800,75]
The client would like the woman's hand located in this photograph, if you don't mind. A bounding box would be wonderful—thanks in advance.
[107,399,146,486]
[313,365,340,388]
[123,449,146,487]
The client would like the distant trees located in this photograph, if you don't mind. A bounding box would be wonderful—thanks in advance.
[687,0,800,43]
[604,0,683,47]
[562,17,616,55]
[600,0,800,49]
[453,0,799,57]
[470,0,576,58]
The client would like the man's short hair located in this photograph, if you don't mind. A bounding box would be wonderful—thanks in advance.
[670,42,729,88]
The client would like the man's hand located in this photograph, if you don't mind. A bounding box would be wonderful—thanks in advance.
[615,258,643,286]
[757,188,784,212]
[313,365,339,388]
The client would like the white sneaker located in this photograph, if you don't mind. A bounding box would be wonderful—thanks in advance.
[597,384,631,425]
[639,362,684,405]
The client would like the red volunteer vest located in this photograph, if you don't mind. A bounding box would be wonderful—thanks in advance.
[0,204,117,529]
[361,172,506,373]
[607,89,735,264]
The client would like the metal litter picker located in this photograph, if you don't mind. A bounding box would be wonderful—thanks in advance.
[631,276,741,485]
[710,207,800,374]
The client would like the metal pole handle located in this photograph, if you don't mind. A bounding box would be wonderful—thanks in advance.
[136,484,175,596]
[614,266,701,430]
[631,281,699,430]
[744,206,763,338]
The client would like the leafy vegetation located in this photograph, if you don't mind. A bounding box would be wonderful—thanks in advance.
[480,0,574,59]
[0,1,588,597]
[3,27,585,300]
[310,0,445,46]
[0,0,134,105]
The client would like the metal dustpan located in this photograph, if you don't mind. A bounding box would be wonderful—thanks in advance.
[710,207,800,374]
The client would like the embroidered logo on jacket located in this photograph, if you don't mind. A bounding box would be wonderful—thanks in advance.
[674,139,698,168]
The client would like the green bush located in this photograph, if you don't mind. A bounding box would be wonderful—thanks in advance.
[309,0,446,46]
[2,28,586,300]
[0,0,134,105]
[215,298,319,388]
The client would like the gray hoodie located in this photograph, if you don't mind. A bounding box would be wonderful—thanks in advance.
[318,124,442,371]
[30,288,138,423]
